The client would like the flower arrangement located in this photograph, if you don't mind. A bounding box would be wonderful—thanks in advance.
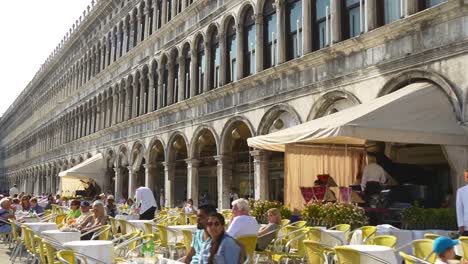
[249,199,292,223]
[301,201,368,228]
[401,205,457,230]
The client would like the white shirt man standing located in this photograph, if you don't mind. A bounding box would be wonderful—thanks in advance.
[9,184,19,197]
[361,162,387,192]
[135,186,158,220]
[226,198,259,238]
[456,169,468,235]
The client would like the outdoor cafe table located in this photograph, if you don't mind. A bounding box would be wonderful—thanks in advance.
[41,230,81,244]
[321,229,346,246]
[23,222,58,234]
[64,240,114,264]
[341,245,398,264]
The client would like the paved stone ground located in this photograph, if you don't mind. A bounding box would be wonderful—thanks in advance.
[0,241,16,264]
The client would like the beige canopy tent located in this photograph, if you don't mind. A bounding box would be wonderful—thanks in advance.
[58,153,105,195]
[248,83,468,151]
[247,83,468,209]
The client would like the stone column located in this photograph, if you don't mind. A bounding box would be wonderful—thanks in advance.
[255,14,264,72]
[113,93,118,124]
[96,103,101,130]
[133,80,139,118]
[114,168,123,201]
[190,46,197,97]
[303,0,312,54]
[178,56,185,102]
[91,106,96,133]
[171,0,177,20]
[219,34,227,86]
[167,61,175,104]
[366,0,378,31]
[157,67,164,109]
[250,150,270,200]
[116,27,122,58]
[145,7,151,38]
[161,0,167,26]
[140,76,146,114]
[144,164,156,189]
[128,166,137,199]
[122,22,128,55]
[331,0,342,43]
[137,15,143,45]
[276,0,286,64]
[111,31,116,62]
[163,162,175,208]
[152,0,158,31]
[129,17,135,49]
[125,84,132,120]
[102,42,107,70]
[204,41,211,92]
[186,159,200,207]
[236,24,244,80]
[214,155,232,210]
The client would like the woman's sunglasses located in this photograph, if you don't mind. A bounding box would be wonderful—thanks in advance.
[207,221,222,227]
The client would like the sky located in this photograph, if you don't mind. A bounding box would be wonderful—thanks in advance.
[0,0,91,117]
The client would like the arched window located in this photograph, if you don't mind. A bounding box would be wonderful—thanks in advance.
[113,28,118,61]
[126,17,131,52]
[151,62,159,111]
[119,23,124,56]
[133,11,139,46]
[225,18,237,84]
[344,0,363,39]
[183,45,191,99]
[102,40,107,70]
[140,3,146,43]
[156,0,162,29]
[314,0,329,49]
[148,0,154,35]
[263,0,277,69]
[196,37,205,95]
[243,7,256,77]
[286,0,302,60]
[210,28,220,89]
[172,51,179,104]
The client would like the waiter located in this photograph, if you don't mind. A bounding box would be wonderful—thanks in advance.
[456,169,468,235]
[361,155,387,196]
[135,186,158,220]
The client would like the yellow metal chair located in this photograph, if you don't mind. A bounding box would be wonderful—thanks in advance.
[117,219,128,235]
[54,213,67,226]
[372,235,397,248]
[182,229,193,252]
[399,251,433,264]
[56,250,76,264]
[34,235,47,264]
[188,214,197,225]
[330,224,351,233]
[424,233,440,240]
[412,239,435,263]
[270,227,309,263]
[304,227,322,242]
[335,246,389,264]
[9,219,23,263]
[459,236,468,260]
[303,240,334,264]
[361,226,377,244]
[108,217,121,237]
[43,239,61,264]
[156,224,186,258]
[291,220,307,228]
[80,225,111,240]
[237,235,258,260]
[280,219,290,226]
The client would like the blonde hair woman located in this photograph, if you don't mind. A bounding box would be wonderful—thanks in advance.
[78,201,108,239]
[256,208,282,251]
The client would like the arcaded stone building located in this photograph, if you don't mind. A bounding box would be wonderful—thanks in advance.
[1,0,465,209]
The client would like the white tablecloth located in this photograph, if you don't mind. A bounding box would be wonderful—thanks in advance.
[166,225,197,243]
[115,214,140,221]
[41,230,81,244]
[16,215,41,223]
[64,240,114,264]
[321,230,346,246]
[342,245,398,264]
[23,222,58,234]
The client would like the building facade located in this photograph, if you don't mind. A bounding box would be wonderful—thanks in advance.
[1,0,466,209]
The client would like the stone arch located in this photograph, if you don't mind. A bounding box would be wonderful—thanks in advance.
[258,104,302,135]
[167,131,190,162]
[146,136,166,164]
[378,69,462,122]
[220,14,237,37]
[236,1,257,25]
[220,116,256,155]
[190,125,220,158]
[116,144,130,167]
[129,140,147,170]
[307,90,361,121]
[104,148,116,168]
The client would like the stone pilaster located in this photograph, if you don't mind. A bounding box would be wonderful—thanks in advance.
[114,167,123,201]
[276,0,286,64]
[128,166,137,199]
[214,155,232,210]
[163,162,175,208]
[255,14,264,72]
[186,159,200,207]
[250,150,270,200]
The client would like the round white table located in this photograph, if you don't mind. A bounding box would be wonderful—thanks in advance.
[23,222,58,234]
[322,230,346,246]
[341,245,397,264]
[41,230,81,244]
[64,240,114,264]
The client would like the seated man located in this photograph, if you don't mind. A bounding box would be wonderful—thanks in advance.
[227,198,259,238]
[0,198,15,232]
[183,204,217,264]
[432,236,467,264]
[74,201,92,227]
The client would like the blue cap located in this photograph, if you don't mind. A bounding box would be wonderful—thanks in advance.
[433,237,459,254]
[80,201,90,207]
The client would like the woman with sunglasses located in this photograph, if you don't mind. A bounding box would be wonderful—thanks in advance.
[200,212,242,264]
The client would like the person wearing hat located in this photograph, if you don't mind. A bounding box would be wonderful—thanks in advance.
[105,195,118,217]
[73,201,92,227]
[432,236,466,264]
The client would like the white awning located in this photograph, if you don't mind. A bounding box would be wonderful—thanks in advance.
[58,153,105,182]
[248,83,468,152]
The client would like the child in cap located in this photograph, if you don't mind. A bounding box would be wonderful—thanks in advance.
[432,236,467,264]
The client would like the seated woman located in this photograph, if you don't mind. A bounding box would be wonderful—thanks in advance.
[183,199,197,215]
[77,201,108,240]
[256,208,281,251]
[0,198,15,232]
[200,212,242,264]
[65,199,82,223]
[29,197,44,215]
[105,196,118,217]
[125,198,134,209]
[21,196,31,212]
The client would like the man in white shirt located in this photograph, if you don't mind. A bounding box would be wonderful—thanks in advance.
[9,184,19,197]
[75,201,93,226]
[456,169,468,235]
[135,186,158,220]
[226,198,259,238]
[361,158,387,193]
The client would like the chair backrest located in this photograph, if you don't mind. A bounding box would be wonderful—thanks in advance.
[361,226,377,244]
[423,233,440,240]
[144,222,154,235]
[373,235,397,248]
[117,219,128,235]
[56,250,76,264]
[182,230,193,252]
[303,240,328,263]
[55,213,67,225]
[281,219,290,226]
[412,239,435,263]
[156,224,169,246]
[188,214,197,225]
[34,236,47,264]
[21,226,33,252]
[399,251,417,264]
[334,224,351,233]
[92,225,111,240]
[236,235,258,259]
[293,220,307,228]
[43,240,58,264]
[9,219,19,241]
[459,236,468,260]
[108,217,118,235]
[335,246,360,264]
[305,227,322,242]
